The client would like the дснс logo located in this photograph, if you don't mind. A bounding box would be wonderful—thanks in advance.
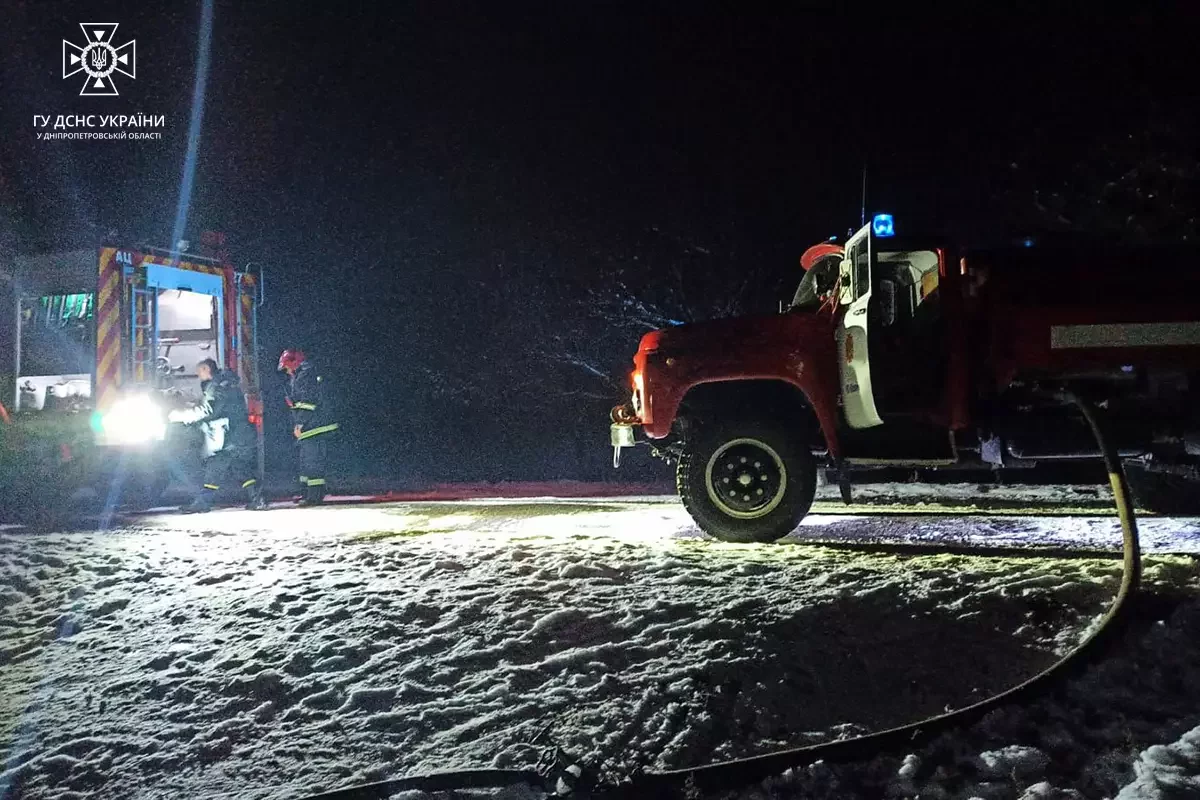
[63,23,136,96]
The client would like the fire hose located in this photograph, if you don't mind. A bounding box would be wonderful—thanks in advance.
[287,392,1141,800]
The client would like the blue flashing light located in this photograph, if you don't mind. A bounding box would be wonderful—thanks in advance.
[872,213,895,237]
[1022,237,1035,248]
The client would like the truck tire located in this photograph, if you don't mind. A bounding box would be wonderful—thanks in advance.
[1125,465,1200,516]
[677,419,816,543]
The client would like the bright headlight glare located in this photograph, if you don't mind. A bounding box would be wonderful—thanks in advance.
[101,395,167,444]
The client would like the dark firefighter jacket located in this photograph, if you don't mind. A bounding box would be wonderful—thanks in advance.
[170,370,256,458]
[286,361,338,439]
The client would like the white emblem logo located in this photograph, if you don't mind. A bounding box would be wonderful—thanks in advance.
[63,23,136,96]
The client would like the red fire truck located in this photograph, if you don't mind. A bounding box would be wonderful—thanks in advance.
[610,215,1200,541]
[1,233,262,512]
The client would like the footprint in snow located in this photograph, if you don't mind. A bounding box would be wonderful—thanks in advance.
[312,654,357,672]
[557,562,621,580]
[300,686,344,710]
[323,607,353,624]
[195,572,237,586]
[418,560,467,579]
[283,652,313,676]
[145,653,175,671]
[94,597,131,617]
[338,687,397,712]
[40,754,80,777]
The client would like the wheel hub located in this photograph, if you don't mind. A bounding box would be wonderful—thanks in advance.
[705,439,787,518]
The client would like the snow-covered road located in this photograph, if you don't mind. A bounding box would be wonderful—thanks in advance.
[2,490,1200,800]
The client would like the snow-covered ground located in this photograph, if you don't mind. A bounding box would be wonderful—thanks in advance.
[2,489,1199,800]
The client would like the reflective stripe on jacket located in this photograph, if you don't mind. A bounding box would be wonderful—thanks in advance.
[286,361,337,437]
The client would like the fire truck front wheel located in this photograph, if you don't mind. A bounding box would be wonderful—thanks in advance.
[677,420,816,543]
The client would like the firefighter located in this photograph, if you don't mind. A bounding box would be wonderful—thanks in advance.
[278,348,338,505]
[168,359,266,513]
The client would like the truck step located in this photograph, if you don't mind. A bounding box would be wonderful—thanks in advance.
[840,418,956,464]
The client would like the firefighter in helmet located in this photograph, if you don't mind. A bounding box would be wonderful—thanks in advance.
[168,358,267,513]
[278,348,338,505]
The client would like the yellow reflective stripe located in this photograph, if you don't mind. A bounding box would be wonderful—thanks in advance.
[97,270,117,309]
[96,308,118,350]
[96,344,119,383]
[292,402,317,411]
[306,478,326,486]
[298,423,339,440]
[203,484,220,490]
[242,479,257,488]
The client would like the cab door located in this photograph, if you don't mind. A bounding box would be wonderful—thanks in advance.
[835,224,883,429]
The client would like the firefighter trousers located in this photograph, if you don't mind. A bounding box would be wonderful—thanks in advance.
[202,446,261,500]
[297,434,330,502]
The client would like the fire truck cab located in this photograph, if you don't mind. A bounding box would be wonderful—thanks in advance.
[1,234,262,512]
[610,215,1200,542]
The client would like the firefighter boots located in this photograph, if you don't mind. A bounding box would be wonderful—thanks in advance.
[182,489,216,514]
[245,483,267,511]
[299,482,326,506]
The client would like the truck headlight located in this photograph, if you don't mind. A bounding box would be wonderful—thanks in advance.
[101,394,167,445]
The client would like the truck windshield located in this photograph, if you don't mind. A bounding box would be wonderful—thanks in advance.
[790,258,839,311]
[18,293,94,376]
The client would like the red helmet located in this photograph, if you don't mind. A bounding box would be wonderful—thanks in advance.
[800,242,844,271]
[277,348,306,372]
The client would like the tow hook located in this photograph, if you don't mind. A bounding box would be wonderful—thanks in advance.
[610,404,639,468]
[611,423,635,468]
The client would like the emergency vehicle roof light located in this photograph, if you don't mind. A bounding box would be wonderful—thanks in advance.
[872,213,895,238]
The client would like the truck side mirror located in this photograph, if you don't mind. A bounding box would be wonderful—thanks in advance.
[879,280,897,327]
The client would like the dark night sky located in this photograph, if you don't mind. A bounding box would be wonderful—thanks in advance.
[2,2,1196,481]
